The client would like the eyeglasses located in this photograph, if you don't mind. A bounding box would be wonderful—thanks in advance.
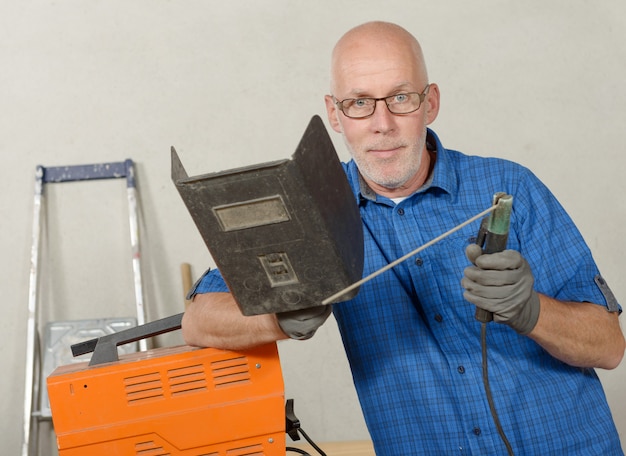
[334,84,430,119]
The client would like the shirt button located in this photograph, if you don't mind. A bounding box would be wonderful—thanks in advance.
[457,366,465,374]
[473,427,482,436]
[397,208,405,215]
[434,314,443,323]
[415,258,423,266]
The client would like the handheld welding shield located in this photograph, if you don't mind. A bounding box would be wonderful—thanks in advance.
[171,115,364,316]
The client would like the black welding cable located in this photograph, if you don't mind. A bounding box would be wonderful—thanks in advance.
[297,428,328,456]
[286,427,328,456]
[481,322,514,456]
[286,448,311,455]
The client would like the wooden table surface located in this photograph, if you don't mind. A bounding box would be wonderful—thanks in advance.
[287,440,375,456]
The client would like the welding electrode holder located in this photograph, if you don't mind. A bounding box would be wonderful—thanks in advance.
[473,193,514,323]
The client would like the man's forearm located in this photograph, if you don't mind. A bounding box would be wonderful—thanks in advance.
[181,292,289,350]
[528,294,625,369]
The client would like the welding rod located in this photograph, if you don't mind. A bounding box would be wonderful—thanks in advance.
[321,203,499,305]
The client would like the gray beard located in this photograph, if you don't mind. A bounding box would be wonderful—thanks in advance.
[351,151,423,190]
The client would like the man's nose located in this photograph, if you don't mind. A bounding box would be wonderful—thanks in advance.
[370,99,396,133]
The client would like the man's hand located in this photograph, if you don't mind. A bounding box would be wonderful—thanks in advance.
[276,305,333,340]
[462,244,540,334]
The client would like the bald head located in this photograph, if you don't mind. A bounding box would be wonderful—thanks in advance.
[324,21,440,197]
[330,21,428,95]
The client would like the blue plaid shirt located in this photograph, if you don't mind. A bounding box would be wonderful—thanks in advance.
[193,129,622,455]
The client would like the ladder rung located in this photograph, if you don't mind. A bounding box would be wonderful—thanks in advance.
[40,160,135,186]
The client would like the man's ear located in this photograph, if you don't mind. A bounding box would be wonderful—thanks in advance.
[424,83,441,125]
[324,95,343,133]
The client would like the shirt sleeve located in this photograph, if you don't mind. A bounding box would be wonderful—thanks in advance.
[511,167,621,312]
[185,268,229,300]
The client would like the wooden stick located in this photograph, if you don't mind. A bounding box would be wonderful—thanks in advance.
[180,263,193,310]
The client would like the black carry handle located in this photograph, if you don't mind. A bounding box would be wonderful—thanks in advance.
[71,313,183,366]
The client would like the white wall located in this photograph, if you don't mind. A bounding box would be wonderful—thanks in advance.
[2,1,625,453]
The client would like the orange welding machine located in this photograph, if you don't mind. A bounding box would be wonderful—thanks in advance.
[46,313,294,455]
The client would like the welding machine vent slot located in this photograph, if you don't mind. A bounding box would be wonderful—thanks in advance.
[124,372,165,405]
[167,364,208,396]
[210,356,251,388]
[225,443,264,456]
[134,439,169,455]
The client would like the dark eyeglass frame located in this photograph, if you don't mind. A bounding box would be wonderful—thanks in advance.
[334,84,431,119]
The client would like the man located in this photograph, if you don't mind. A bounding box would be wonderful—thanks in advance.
[182,22,625,454]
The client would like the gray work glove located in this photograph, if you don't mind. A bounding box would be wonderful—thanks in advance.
[277,305,333,340]
[462,244,540,335]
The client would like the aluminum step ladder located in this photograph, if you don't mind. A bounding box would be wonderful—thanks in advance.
[22,159,148,456]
